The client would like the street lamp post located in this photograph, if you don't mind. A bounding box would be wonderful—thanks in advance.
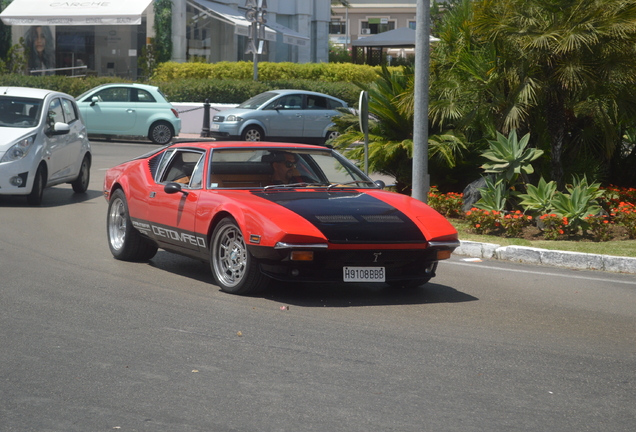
[245,0,268,81]
[412,0,431,202]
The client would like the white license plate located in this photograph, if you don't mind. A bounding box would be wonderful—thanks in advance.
[343,267,385,282]
[210,123,220,130]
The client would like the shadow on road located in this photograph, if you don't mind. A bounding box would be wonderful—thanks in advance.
[262,281,477,308]
[0,187,103,208]
[148,251,477,307]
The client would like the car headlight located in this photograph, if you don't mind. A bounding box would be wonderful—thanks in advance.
[0,135,36,163]
[225,115,244,122]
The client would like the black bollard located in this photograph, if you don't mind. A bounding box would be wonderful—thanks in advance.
[201,98,211,137]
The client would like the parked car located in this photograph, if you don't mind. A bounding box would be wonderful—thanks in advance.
[76,83,181,144]
[103,141,459,295]
[210,90,347,144]
[0,87,91,205]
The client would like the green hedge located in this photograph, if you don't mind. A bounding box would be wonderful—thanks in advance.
[157,78,360,105]
[152,61,389,84]
[0,63,368,106]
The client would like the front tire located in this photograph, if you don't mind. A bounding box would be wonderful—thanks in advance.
[71,155,91,193]
[149,121,174,144]
[241,125,264,141]
[27,165,45,206]
[325,130,339,144]
[107,189,158,261]
[210,217,269,295]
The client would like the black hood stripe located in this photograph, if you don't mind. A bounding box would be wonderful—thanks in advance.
[252,191,425,243]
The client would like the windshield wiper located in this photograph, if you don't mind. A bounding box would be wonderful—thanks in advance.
[263,182,329,191]
[326,180,377,191]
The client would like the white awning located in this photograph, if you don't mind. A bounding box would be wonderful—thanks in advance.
[189,0,309,47]
[0,0,153,26]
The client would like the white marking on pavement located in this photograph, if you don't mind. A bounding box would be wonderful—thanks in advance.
[444,260,636,285]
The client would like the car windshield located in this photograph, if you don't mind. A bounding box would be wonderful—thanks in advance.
[0,96,42,128]
[237,92,277,110]
[208,148,375,189]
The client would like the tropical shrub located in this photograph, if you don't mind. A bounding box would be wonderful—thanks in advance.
[481,130,543,185]
[517,177,557,215]
[549,176,604,233]
[474,177,508,212]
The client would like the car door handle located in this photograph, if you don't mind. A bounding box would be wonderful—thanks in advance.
[127,109,135,113]
[296,114,302,118]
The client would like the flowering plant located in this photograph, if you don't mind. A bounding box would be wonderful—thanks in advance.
[500,211,533,238]
[539,213,569,240]
[612,202,636,239]
[465,208,501,234]
[583,214,612,242]
[428,186,464,218]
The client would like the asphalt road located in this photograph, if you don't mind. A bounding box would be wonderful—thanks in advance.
[1,140,635,432]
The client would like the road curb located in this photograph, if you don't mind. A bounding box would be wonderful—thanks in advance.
[454,241,636,274]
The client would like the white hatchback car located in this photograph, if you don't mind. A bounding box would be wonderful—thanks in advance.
[0,87,91,205]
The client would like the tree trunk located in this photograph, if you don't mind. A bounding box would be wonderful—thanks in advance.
[545,92,567,187]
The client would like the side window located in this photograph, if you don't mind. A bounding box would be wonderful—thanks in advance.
[160,150,204,187]
[94,87,130,102]
[276,95,303,110]
[61,98,78,123]
[327,99,344,110]
[307,95,328,110]
[47,98,65,129]
[155,149,176,182]
[136,89,156,103]
[189,156,205,189]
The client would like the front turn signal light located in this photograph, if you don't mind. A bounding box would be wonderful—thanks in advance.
[436,250,452,260]
[290,251,314,261]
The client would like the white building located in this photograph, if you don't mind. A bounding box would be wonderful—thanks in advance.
[0,0,331,79]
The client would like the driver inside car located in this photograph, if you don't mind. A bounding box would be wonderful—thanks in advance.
[266,151,304,184]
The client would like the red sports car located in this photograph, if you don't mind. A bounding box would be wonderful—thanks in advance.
[103,141,459,295]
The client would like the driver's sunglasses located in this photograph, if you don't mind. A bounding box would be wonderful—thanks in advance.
[282,160,297,168]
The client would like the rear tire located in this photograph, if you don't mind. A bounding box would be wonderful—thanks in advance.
[27,165,45,206]
[210,217,269,295]
[149,121,174,144]
[107,189,158,261]
[71,155,91,193]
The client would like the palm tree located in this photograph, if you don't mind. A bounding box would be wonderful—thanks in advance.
[470,0,636,186]
[330,66,467,193]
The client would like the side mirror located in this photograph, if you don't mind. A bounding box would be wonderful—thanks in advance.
[374,180,386,189]
[164,182,188,195]
[90,96,99,106]
[47,122,70,136]
[273,104,284,111]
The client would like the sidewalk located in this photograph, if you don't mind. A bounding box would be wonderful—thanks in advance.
[454,240,636,274]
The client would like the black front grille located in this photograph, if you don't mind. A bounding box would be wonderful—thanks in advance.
[212,116,224,122]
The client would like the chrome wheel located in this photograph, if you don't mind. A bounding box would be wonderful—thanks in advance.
[210,218,269,295]
[108,196,127,252]
[212,222,247,288]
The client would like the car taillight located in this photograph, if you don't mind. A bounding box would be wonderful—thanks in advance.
[171,108,179,118]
